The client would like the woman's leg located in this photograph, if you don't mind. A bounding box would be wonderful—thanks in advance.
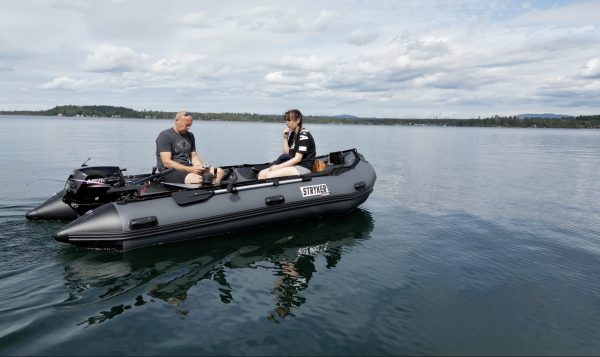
[258,168,269,180]
[262,166,300,179]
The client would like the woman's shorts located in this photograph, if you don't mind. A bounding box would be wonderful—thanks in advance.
[294,165,312,175]
[161,169,189,183]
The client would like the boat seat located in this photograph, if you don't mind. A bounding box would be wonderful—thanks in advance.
[138,181,171,196]
[229,166,258,183]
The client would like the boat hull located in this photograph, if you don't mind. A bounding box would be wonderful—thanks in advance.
[54,151,376,250]
[25,190,78,221]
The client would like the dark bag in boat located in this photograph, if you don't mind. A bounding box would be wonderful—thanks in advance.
[329,151,344,165]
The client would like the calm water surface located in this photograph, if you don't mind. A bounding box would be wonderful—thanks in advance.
[1,116,599,356]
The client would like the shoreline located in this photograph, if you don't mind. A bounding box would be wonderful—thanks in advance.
[2,112,599,129]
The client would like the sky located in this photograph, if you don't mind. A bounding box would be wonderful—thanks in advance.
[1,0,599,118]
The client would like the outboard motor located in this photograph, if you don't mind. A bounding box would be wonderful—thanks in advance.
[62,166,126,213]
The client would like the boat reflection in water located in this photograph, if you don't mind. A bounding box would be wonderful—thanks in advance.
[60,209,374,325]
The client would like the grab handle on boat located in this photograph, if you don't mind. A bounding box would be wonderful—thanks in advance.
[129,216,158,230]
[354,181,366,190]
[265,195,285,206]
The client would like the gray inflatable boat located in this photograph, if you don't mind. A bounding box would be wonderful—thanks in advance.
[39,149,375,250]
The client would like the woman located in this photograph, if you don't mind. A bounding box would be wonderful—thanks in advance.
[258,109,316,179]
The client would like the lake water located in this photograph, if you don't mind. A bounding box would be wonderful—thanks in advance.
[1,115,599,355]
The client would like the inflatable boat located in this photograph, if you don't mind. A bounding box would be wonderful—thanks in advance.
[26,149,376,250]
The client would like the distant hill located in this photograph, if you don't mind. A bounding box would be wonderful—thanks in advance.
[1,105,599,128]
[327,114,358,119]
[517,113,573,119]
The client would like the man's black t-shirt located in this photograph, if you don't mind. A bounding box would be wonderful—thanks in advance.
[155,128,196,170]
[288,128,316,170]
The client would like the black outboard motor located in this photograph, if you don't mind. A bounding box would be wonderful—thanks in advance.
[62,166,126,214]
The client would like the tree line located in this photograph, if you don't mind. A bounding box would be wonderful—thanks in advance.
[1,105,599,129]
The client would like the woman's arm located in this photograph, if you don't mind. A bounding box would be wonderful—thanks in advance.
[282,128,290,154]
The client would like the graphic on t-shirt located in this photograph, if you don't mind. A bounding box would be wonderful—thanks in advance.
[175,140,190,154]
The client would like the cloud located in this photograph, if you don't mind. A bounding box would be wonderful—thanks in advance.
[0,61,13,71]
[37,75,138,91]
[183,11,215,28]
[81,46,149,72]
[514,0,600,26]
[536,78,600,108]
[278,54,337,71]
[264,71,288,83]
[405,36,450,60]
[305,9,334,32]
[150,59,187,75]
[38,76,91,90]
[51,0,94,11]
[149,54,229,79]
[264,71,304,85]
[348,30,379,46]
[581,57,600,78]
[233,7,333,33]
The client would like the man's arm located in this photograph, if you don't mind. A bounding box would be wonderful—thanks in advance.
[160,152,195,173]
[190,151,203,167]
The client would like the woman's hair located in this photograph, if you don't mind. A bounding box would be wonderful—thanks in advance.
[284,109,303,129]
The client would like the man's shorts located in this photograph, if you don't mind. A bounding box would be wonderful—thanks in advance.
[161,169,189,183]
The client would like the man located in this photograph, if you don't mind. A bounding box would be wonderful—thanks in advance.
[156,110,224,184]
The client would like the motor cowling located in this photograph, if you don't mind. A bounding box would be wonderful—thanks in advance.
[62,166,126,213]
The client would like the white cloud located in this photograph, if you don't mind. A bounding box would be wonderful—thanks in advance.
[150,55,205,76]
[38,76,91,90]
[581,58,600,78]
[183,11,215,28]
[264,71,286,83]
[81,46,149,72]
[233,7,333,33]
[51,0,94,11]
[348,30,379,46]
[406,36,450,59]
[303,9,333,32]
[264,71,305,85]
[278,54,337,71]
[515,0,600,26]
[37,75,140,91]
[0,61,12,71]
[150,59,182,75]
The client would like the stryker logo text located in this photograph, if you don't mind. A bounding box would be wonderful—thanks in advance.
[300,184,330,197]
